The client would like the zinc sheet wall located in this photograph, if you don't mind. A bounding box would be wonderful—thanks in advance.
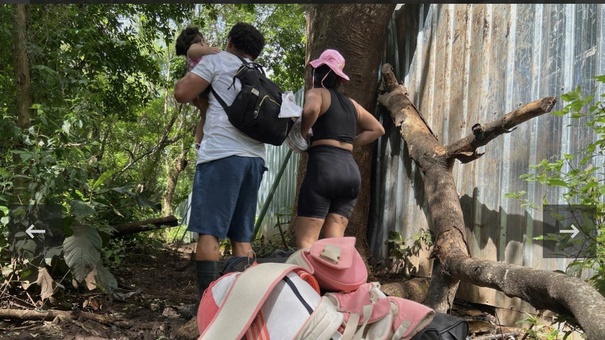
[371,3,604,321]
[256,88,304,241]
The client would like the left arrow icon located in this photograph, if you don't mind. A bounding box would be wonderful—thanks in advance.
[26,224,46,238]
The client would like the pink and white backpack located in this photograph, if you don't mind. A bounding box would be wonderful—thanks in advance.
[197,238,436,339]
[197,263,346,340]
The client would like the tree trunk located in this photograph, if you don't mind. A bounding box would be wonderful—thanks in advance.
[296,4,396,258]
[12,4,33,204]
[111,216,179,236]
[13,4,32,129]
[162,140,188,217]
[378,64,605,338]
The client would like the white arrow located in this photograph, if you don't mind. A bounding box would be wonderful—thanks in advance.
[560,224,580,239]
[26,224,46,239]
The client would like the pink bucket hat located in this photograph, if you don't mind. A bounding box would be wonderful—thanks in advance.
[309,49,350,82]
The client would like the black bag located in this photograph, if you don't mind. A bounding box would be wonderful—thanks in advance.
[411,312,469,340]
[211,55,294,146]
[220,251,292,275]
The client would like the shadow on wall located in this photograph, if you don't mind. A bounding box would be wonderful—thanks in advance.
[369,105,428,260]
[460,191,541,266]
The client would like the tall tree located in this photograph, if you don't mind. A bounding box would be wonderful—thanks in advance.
[298,4,396,257]
[12,4,32,130]
[11,4,33,204]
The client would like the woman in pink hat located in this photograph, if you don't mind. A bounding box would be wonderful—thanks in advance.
[295,49,385,249]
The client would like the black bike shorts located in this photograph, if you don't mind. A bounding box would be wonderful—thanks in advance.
[298,145,361,219]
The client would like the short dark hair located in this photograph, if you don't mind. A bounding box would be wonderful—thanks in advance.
[228,22,265,60]
[312,65,343,89]
[175,26,204,56]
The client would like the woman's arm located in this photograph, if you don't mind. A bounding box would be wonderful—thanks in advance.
[301,88,323,138]
[351,99,385,146]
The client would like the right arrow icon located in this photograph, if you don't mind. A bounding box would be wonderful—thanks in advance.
[560,224,580,239]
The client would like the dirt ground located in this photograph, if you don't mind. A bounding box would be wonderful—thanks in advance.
[0,242,552,340]
[0,243,200,340]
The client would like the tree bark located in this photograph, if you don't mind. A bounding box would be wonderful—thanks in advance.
[162,143,188,217]
[296,4,396,258]
[378,63,605,338]
[13,4,32,129]
[12,4,33,204]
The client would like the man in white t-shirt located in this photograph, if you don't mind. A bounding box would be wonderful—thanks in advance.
[174,22,267,298]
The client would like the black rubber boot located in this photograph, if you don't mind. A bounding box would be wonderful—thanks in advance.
[196,260,221,298]
[180,261,221,319]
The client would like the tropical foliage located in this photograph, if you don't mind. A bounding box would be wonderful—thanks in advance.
[0,4,305,303]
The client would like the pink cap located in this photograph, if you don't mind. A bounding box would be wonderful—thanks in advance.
[309,49,350,82]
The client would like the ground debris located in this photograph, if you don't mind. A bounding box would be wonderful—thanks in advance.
[0,244,196,339]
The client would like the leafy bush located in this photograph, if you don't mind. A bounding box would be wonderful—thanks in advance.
[508,75,605,297]
[385,230,432,275]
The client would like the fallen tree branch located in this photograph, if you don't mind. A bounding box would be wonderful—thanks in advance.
[377,63,605,338]
[111,215,179,236]
[445,97,556,163]
[0,308,115,325]
[473,331,520,340]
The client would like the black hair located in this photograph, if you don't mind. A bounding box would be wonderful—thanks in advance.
[228,22,265,60]
[175,26,204,56]
[312,64,343,89]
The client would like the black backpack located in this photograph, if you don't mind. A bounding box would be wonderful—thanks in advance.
[410,312,469,340]
[211,55,294,146]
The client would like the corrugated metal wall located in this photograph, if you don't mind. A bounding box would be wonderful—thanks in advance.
[371,3,604,322]
[256,89,304,242]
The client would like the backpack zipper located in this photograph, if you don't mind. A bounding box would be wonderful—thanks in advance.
[255,95,280,118]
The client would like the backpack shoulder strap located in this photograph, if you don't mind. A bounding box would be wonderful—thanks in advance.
[209,54,265,112]
[235,54,248,64]
[200,263,301,340]
[210,87,229,112]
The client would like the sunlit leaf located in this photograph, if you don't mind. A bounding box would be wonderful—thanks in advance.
[36,267,64,301]
[84,262,118,293]
[63,224,102,282]
[92,170,115,190]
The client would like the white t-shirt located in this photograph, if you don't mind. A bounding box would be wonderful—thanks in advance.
[191,51,265,164]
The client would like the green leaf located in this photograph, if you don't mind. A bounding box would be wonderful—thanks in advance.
[547,179,568,187]
[63,224,102,283]
[71,200,96,220]
[84,262,118,294]
[561,91,579,102]
[19,152,34,162]
[92,170,115,190]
